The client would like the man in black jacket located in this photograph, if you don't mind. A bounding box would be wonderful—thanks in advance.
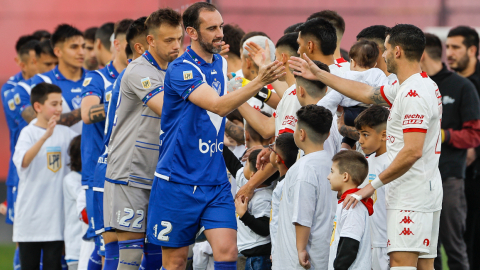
[446,26,480,270]
[421,33,480,270]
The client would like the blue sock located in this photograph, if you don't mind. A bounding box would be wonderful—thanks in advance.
[140,243,162,270]
[40,250,43,270]
[214,261,236,270]
[118,239,144,268]
[13,247,20,270]
[87,244,102,270]
[104,241,119,270]
[61,255,68,270]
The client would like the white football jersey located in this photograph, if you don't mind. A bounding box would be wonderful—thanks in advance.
[334,57,351,74]
[274,84,301,137]
[381,72,443,212]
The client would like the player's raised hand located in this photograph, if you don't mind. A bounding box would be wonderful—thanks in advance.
[43,115,57,139]
[241,145,263,162]
[219,41,230,58]
[298,249,311,269]
[289,53,324,81]
[256,60,286,86]
[256,147,273,170]
[245,40,273,67]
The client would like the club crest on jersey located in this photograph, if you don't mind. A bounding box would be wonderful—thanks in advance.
[183,71,193,80]
[47,146,62,173]
[8,99,15,110]
[105,91,112,102]
[72,95,82,109]
[212,80,221,94]
[141,77,151,89]
[14,93,21,105]
[83,77,92,87]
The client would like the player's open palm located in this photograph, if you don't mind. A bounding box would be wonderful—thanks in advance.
[289,53,323,81]
[257,60,286,86]
[245,40,272,67]
[298,249,311,269]
[44,115,57,139]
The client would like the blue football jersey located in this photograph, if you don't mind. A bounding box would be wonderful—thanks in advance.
[92,69,125,188]
[154,46,228,186]
[81,62,119,188]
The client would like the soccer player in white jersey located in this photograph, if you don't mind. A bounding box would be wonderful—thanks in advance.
[290,24,443,270]
[355,105,391,270]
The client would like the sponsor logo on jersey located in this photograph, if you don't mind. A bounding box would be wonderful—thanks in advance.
[400,216,414,224]
[199,138,224,157]
[399,228,414,235]
[141,77,151,89]
[405,90,420,98]
[83,77,92,87]
[71,87,82,93]
[211,69,217,75]
[183,71,193,80]
[443,96,455,105]
[47,146,62,173]
[282,115,298,127]
[14,93,21,105]
[8,99,15,110]
[404,114,424,119]
[403,119,423,125]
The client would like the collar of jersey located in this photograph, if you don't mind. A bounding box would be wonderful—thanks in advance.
[53,65,86,82]
[14,71,24,82]
[185,46,218,66]
[142,50,165,71]
[106,61,119,79]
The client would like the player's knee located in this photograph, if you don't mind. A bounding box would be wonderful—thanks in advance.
[215,243,238,261]
[164,255,187,270]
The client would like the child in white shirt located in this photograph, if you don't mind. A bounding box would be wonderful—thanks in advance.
[272,105,334,270]
[13,83,78,270]
[355,105,391,270]
[327,150,374,270]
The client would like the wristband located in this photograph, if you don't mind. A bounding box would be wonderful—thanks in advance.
[254,87,272,103]
[351,194,363,201]
[371,177,384,190]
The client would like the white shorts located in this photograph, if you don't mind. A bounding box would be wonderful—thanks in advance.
[386,209,440,258]
[372,247,389,270]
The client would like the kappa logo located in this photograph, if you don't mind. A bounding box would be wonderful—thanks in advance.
[387,239,391,246]
[405,90,420,98]
[423,238,430,246]
[400,216,414,224]
[399,228,414,235]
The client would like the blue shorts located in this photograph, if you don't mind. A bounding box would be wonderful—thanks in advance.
[5,185,16,224]
[147,178,236,248]
[92,190,105,235]
[83,188,97,240]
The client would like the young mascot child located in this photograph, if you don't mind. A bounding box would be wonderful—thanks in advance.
[13,82,78,270]
[272,105,334,270]
[327,150,374,270]
[355,105,390,270]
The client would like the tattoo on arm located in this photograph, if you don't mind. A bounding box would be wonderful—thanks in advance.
[339,125,360,141]
[58,108,82,127]
[21,106,37,123]
[88,104,106,123]
[369,86,390,106]
[225,121,245,145]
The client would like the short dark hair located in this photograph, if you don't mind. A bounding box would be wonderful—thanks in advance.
[32,30,51,41]
[51,24,84,47]
[182,2,217,31]
[247,149,261,173]
[386,24,425,62]
[448,26,480,57]
[354,105,389,132]
[424,33,443,61]
[245,111,272,144]
[114,19,134,38]
[296,105,332,143]
[356,25,389,43]
[226,109,243,123]
[126,17,148,46]
[276,33,300,57]
[284,23,303,34]
[145,8,182,34]
[223,24,245,58]
[307,10,345,36]
[68,135,82,172]
[84,27,98,42]
[30,83,62,112]
[294,60,329,98]
[18,40,40,58]
[35,40,56,58]
[125,42,133,59]
[240,31,269,49]
[16,35,38,53]
[297,18,337,56]
[349,40,379,68]
[332,150,368,186]
[275,133,299,169]
[95,22,114,49]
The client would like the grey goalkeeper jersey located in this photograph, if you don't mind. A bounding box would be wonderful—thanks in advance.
[106,54,165,189]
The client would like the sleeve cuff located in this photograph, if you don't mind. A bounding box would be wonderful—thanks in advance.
[142,86,164,105]
[82,92,102,99]
[239,211,255,225]
[181,80,205,100]
[444,129,451,144]
[379,86,392,107]
[403,128,427,133]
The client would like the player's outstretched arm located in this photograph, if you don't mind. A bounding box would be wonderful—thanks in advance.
[237,103,275,139]
[188,61,285,117]
[81,96,105,124]
[225,120,245,145]
[288,54,390,106]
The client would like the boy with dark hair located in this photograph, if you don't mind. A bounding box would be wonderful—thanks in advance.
[355,105,390,270]
[328,150,373,270]
[307,10,346,64]
[13,83,78,270]
[273,105,334,269]
[223,24,245,74]
[36,40,59,73]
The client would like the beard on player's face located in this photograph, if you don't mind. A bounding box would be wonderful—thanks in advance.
[449,53,470,72]
[386,51,398,74]
[197,29,222,54]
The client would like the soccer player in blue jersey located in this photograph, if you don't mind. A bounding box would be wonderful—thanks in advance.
[146,3,285,270]
[80,18,132,268]
[28,24,85,133]
[93,22,114,68]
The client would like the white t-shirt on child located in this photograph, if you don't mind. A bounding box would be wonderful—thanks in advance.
[63,171,86,261]
[13,123,78,242]
[273,150,333,270]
